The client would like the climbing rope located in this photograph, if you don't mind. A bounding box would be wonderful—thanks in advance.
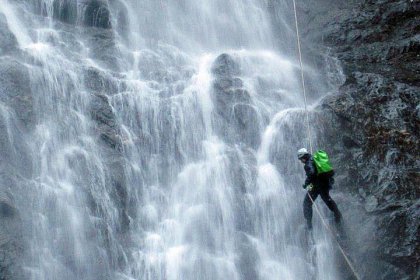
[291,0,313,154]
[291,1,361,279]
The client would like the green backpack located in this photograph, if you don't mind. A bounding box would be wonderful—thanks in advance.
[313,150,333,174]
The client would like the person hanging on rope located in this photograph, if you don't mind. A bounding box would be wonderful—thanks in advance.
[297,148,342,230]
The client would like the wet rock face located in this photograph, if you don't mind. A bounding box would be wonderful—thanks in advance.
[52,0,78,24]
[301,0,419,278]
[320,72,419,279]
[211,54,261,149]
[0,14,18,55]
[80,0,112,29]
[89,93,121,149]
[0,59,34,129]
[321,0,420,87]
[32,0,112,29]
[0,19,29,278]
[0,190,24,280]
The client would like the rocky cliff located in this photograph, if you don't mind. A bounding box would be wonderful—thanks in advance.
[299,0,419,279]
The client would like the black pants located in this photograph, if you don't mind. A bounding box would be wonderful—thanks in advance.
[303,186,341,228]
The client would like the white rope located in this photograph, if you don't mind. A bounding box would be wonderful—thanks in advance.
[291,1,361,279]
[292,0,313,154]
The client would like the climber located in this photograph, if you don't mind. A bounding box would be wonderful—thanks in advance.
[297,148,342,230]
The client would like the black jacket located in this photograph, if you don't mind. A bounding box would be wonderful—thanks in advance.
[303,155,334,188]
[303,156,317,187]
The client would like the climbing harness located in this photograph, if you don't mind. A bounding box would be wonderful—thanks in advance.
[292,1,361,279]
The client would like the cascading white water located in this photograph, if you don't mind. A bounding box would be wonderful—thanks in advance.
[0,0,347,279]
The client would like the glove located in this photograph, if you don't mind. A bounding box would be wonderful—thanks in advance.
[306,184,314,192]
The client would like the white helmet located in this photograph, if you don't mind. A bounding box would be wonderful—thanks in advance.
[297,148,309,159]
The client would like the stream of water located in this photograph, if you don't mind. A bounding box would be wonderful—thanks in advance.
[0,0,346,279]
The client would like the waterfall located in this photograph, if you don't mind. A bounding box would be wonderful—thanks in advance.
[0,0,346,279]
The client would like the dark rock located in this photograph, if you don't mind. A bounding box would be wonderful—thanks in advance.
[342,135,360,148]
[0,58,35,128]
[88,92,132,236]
[0,189,24,280]
[308,1,420,278]
[0,190,18,219]
[31,0,111,28]
[320,74,419,276]
[232,104,261,148]
[211,54,261,148]
[31,0,76,25]
[80,0,112,29]
[89,93,121,149]
[0,13,18,56]
[211,53,240,77]
[316,0,420,86]
[52,0,77,24]
[108,0,129,40]
[84,67,122,94]
[83,28,120,70]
